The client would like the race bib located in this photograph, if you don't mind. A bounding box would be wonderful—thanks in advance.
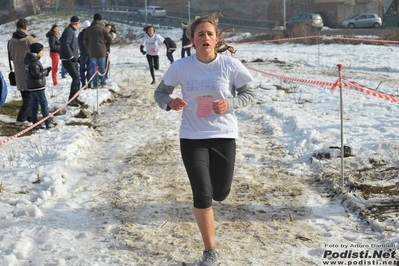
[197,96,212,117]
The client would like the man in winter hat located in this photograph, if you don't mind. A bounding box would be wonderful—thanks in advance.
[83,13,112,89]
[60,16,84,107]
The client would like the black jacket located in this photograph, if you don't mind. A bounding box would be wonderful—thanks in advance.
[60,24,79,60]
[182,28,190,46]
[46,31,61,53]
[164,37,176,49]
[78,29,89,55]
[24,53,49,91]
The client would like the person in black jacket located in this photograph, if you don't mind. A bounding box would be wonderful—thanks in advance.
[46,24,62,86]
[24,43,57,129]
[163,37,176,64]
[60,16,83,107]
[78,20,91,88]
[181,22,191,58]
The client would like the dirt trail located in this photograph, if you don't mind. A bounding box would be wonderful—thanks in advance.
[77,65,375,266]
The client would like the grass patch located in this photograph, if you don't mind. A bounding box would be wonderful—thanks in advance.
[274,85,291,93]
[66,121,97,129]
[0,100,35,137]
[0,123,34,137]
[0,100,21,117]
[354,182,399,200]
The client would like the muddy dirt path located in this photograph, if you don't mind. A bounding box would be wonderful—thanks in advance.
[79,65,377,266]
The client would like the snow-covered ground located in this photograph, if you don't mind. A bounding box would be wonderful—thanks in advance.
[0,14,398,266]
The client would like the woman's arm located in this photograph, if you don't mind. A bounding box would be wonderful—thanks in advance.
[154,80,175,111]
[154,80,187,111]
[226,83,255,110]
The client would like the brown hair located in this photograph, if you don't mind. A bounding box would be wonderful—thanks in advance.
[143,25,155,34]
[50,24,58,34]
[189,13,236,54]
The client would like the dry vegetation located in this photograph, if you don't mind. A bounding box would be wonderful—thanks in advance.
[240,26,399,45]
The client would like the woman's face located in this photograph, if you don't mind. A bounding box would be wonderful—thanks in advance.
[54,27,59,34]
[190,22,218,56]
[147,27,155,37]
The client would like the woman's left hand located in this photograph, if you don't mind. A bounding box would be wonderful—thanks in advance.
[212,99,228,114]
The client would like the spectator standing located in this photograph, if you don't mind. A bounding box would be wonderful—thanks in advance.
[105,23,117,79]
[154,14,254,265]
[83,13,112,89]
[78,20,91,88]
[46,24,62,86]
[24,43,57,129]
[8,18,36,126]
[181,21,191,58]
[140,25,165,85]
[60,16,83,107]
[163,37,176,64]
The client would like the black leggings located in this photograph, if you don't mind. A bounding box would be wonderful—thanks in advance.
[180,138,236,209]
[146,54,159,81]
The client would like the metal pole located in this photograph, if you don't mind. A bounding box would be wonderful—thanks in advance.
[337,64,345,188]
[283,0,286,30]
[145,0,147,25]
[188,1,191,22]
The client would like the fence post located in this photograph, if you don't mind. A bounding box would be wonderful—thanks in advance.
[337,63,345,189]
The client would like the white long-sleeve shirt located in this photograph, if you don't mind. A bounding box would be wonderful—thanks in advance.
[140,34,165,56]
[154,54,254,139]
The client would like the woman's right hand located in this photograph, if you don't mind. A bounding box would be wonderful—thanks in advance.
[168,98,187,111]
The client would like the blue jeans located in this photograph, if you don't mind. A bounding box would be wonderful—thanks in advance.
[89,57,106,87]
[62,60,81,100]
[61,65,67,78]
[30,90,50,126]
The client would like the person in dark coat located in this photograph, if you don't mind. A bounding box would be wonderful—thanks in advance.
[181,22,191,58]
[8,18,36,126]
[105,23,117,79]
[83,13,112,89]
[78,20,91,88]
[24,43,57,129]
[163,37,177,64]
[60,16,84,107]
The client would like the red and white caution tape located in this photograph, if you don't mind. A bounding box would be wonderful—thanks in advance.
[246,65,399,103]
[245,64,335,88]
[0,57,111,147]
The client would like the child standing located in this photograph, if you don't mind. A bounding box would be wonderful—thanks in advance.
[140,25,165,84]
[24,43,57,129]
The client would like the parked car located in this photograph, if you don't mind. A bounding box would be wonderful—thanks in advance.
[286,13,324,30]
[138,6,167,18]
[341,13,382,28]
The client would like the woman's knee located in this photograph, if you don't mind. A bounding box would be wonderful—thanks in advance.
[213,188,231,202]
[193,196,213,209]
